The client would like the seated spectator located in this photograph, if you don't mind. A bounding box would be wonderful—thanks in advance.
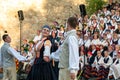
[22,39,29,54]
[115,23,120,37]
[91,34,101,45]
[100,33,109,46]
[77,30,83,47]
[33,30,42,44]
[110,32,120,46]
[108,45,114,58]
[114,10,120,23]
[111,18,118,31]
[99,44,106,57]
[83,34,91,49]
[90,44,97,58]
[82,51,95,79]
[96,50,113,80]
[77,46,87,77]
[108,51,120,80]
[112,45,120,59]
[91,51,104,77]
[103,7,111,16]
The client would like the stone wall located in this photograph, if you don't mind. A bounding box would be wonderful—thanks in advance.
[0,0,85,48]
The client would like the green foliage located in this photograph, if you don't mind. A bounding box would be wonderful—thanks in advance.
[86,0,107,16]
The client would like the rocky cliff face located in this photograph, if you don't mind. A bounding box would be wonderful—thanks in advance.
[0,0,85,48]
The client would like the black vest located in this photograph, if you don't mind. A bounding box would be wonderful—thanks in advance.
[104,57,109,63]
[112,39,118,45]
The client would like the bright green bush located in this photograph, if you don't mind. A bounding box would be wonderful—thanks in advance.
[86,0,107,16]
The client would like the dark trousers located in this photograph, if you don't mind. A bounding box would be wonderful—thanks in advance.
[52,61,59,80]
[50,61,59,80]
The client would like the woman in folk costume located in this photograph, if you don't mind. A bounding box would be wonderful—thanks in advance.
[83,34,91,49]
[82,51,95,79]
[96,50,113,80]
[76,30,84,47]
[108,45,114,58]
[49,27,59,80]
[79,45,87,70]
[108,50,120,80]
[90,44,97,58]
[77,45,87,77]
[112,45,120,59]
[26,25,56,80]
[91,51,104,77]
[91,34,101,46]
[110,32,120,46]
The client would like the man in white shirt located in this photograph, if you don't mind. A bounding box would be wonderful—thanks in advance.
[1,34,28,80]
[51,17,79,80]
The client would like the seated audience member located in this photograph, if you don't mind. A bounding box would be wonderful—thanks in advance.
[82,51,94,79]
[33,30,42,44]
[92,51,104,77]
[96,50,113,80]
[108,51,120,80]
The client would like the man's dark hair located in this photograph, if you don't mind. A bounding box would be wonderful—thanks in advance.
[67,17,78,29]
[2,34,8,41]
